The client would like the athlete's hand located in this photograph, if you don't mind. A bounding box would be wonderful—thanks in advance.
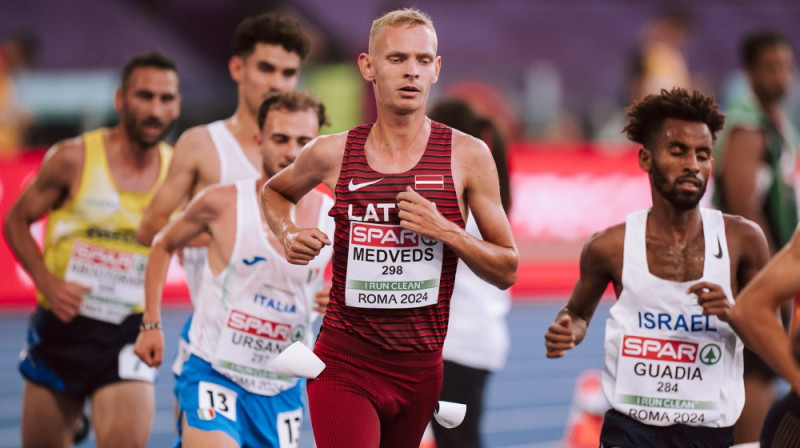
[397,187,459,241]
[313,287,330,315]
[544,315,576,358]
[134,327,164,368]
[41,276,88,323]
[284,228,331,265]
[688,281,732,323]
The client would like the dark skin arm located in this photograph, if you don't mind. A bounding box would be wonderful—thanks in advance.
[544,225,622,357]
[731,225,800,392]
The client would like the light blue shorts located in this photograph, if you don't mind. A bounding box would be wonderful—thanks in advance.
[177,354,305,447]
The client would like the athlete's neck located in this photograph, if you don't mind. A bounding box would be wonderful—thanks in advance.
[106,126,160,167]
[647,205,703,242]
[226,107,260,147]
[371,114,430,152]
[366,116,431,173]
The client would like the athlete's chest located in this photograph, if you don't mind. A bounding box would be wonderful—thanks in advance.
[645,234,706,282]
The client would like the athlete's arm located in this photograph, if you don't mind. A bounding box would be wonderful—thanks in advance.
[261,134,343,265]
[719,127,776,252]
[731,227,800,392]
[545,226,620,358]
[3,140,89,322]
[137,127,207,246]
[398,132,518,289]
[134,185,229,367]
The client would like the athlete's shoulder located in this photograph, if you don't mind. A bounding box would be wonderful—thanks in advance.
[192,182,238,214]
[173,124,215,153]
[302,132,347,165]
[42,134,86,176]
[722,213,768,249]
[449,127,488,153]
[312,131,348,150]
[581,222,625,266]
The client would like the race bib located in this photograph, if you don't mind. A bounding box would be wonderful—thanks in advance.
[613,334,724,426]
[198,381,237,422]
[276,408,303,448]
[65,240,146,324]
[345,221,442,309]
[212,286,306,395]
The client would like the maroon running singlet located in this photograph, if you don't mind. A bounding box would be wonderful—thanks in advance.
[325,121,463,352]
[309,121,464,447]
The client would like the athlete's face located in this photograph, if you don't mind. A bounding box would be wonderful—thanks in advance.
[117,66,181,149]
[642,118,713,210]
[748,43,794,105]
[258,108,319,178]
[232,43,302,118]
[360,24,441,115]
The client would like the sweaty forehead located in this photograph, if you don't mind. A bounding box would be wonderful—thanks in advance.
[660,119,712,145]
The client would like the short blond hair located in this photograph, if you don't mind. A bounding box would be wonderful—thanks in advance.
[368,8,436,54]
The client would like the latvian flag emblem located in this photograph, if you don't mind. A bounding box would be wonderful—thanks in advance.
[198,408,216,420]
[414,175,444,190]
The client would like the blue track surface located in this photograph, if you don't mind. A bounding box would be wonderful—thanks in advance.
[0,300,611,448]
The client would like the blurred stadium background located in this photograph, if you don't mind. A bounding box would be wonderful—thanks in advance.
[2,1,800,446]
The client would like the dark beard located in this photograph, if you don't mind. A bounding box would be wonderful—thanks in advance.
[651,164,705,210]
[123,113,174,149]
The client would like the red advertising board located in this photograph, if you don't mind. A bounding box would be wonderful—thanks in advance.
[0,151,188,310]
[0,141,736,307]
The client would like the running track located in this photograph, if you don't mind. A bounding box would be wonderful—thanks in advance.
[0,299,611,448]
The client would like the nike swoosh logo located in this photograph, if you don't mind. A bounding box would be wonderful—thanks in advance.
[242,256,267,266]
[348,178,384,192]
[713,236,722,259]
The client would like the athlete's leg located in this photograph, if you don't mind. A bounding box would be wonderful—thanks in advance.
[20,380,83,448]
[91,381,154,448]
[760,391,800,448]
[379,364,442,448]
[181,413,240,448]
[735,374,775,443]
[736,346,778,443]
[431,360,490,448]
[307,375,381,448]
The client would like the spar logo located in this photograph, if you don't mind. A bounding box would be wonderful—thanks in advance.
[699,344,722,366]
[226,310,291,341]
[621,335,698,363]
[72,241,135,272]
[351,222,419,248]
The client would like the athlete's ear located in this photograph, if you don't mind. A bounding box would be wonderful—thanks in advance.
[113,88,123,114]
[638,146,652,172]
[432,56,442,84]
[358,53,375,83]
[229,55,244,83]
[254,131,262,146]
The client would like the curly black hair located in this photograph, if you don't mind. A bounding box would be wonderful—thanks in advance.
[623,87,725,149]
[232,13,310,61]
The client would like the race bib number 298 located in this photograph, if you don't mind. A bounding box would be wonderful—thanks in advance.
[345,222,442,309]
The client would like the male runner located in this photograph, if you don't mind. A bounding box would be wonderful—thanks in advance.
[3,51,180,447]
[136,12,311,386]
[732,226,800,448]
[260,8,518,448]
[544,87,770,448]
[134,91,331,448]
